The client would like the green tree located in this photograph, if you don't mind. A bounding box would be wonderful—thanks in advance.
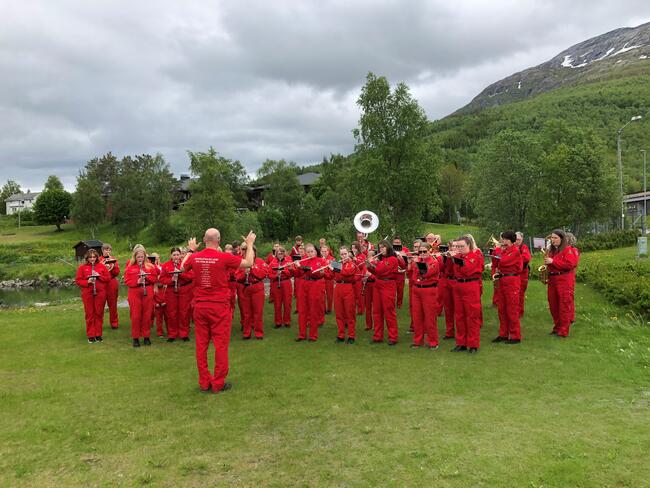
[352,72,441,238]
[469,129,542,233]
[181,149,239,239]
[71,171,106,238]
[0,180,21,215]
[85,153,120,195]
[43,175,64,192]
[33,189,73,231]
[256,159,304,238]
[439,163,466,224]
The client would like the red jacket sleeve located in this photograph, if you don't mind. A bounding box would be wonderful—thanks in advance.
[250,258,268,280]
[123,265,139,287]
[96,263,110,283]
[76,265,89,288]
[550,247,579,271]
[368,256,398,278]
[520,244,531,266]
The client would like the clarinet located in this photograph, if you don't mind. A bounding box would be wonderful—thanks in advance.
[140,264,148,296]
[173,263,179,294]
[91,263,97,296]
[277,258,282,289]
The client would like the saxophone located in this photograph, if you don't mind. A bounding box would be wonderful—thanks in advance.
[537,236,552,285]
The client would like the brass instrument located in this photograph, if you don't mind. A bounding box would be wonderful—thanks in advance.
[353,210,379,236]
[537,235,552,284]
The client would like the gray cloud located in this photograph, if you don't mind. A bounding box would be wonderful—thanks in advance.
[0,0,648,190]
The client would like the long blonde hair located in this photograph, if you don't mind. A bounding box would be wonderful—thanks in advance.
[131,244,154,269]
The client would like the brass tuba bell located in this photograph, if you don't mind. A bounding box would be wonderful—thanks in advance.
[353,210,379,236]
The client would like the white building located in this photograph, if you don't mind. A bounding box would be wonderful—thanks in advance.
[5,191,41,215]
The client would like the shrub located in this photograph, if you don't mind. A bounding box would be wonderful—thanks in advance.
[577,229,639,252]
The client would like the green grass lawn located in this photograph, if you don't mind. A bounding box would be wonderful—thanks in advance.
[1,280,648,487]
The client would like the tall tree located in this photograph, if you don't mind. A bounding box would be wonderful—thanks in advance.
[33,187,73,231]
[71,171,106,238]
[352,72,441,238]
[256,159,303,238]
[439,163,465,224]
[0,180,21,215]
[43,175,64,192]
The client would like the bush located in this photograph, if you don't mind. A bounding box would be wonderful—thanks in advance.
[11,210,37,226]
[577,229,639,252]
[232,210,263,243]
[257,206,290,241]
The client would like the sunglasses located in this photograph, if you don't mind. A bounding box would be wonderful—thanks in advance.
[418,250,428,254]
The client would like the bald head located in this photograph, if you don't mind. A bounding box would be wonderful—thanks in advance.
[204,228,221,248]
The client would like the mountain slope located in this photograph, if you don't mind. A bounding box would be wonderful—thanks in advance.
[456,22,650,115]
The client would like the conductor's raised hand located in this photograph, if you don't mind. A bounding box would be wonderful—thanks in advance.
[244,230,257,246]
[187,237,199,252]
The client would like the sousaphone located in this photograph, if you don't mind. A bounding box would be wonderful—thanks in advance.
[353,210,379,237]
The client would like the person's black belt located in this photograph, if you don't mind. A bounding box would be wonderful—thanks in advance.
[445,276,456,280]
[303,277,323,281]
[456,278,479,283]
[413,283,438,288]
[238,281,262,286]
[549,271,570,276]
[178,282,192,287]
[377,277,395,281]
[335,280,352,284]
[499,273,519,277]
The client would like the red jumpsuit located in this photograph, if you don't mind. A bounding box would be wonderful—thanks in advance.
[490,247,502,308]
[323,254,335,313]
[408,256,440,347]
[451,252,483,349]
[76,262,110,339]
[570,246,580,323]
[235,258,268,339]
[495,245,523,341]
[440,256,456,339]
[363,274,375,330]
[334,260,357,340]
[124,263,159,340]
[184,249,243,392]
[395,247,409,309]
[547,246,579,337]
[268,256,293,327]
[100,257,120,328]
[153,276,167,337]
[294,256,328,341]
[353,252,367,314]
[159,260,194,339]
[368,256,399,343]
[517,243,531,317]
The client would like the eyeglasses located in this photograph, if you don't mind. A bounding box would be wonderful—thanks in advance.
[418,250,428,254]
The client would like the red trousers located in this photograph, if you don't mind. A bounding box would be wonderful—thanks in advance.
[104,278,119,327]
[238,283,265,338]
[440,278,455,338]
[294,278,302,313]
[193,302,231,391]
[496,276,521,340]
[270,279,292,326]
[127,287,153,339]
[165,286,193,339]
[519,271,529,317]
[154,302,167,336]
[396,277,405,309]
[548,275,574,336]
[354,281,365,314]
[364,281,374,330]
[411,285,439,346]
[228,282,237,317]
[334,282,356,339]
[492,280,500,307]
[325,279,334,313]
[453,281,481,348]
[372,280,398,343]
[298,279,325,340]
[81,289,106,338]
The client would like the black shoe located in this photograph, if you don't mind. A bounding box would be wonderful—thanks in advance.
[429,345,439,350]
[388,341,397,346]
[295,338,305,342]
[346,338,355,344]
[505,339,520,344]
[87,337,96,344]
[325,310,332,315]
[274,324,282,329]
[167,338,175,343]
[443,336,455,340]
[95,336,103,342]
[492,336,507,343]
[335,337,345,343]
[410,344,421,349]
[182,337,190,342]
[243,336,251,340]
[451,345,467,352]
[133,339,141,348]
[215,382,232,393]
[143,337,151,346]
[284,324,290,328]
[468,347,478,354]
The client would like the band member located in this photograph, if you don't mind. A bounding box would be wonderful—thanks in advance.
[181,229,256,393]
[293,243,306,313]
[515,232,531,317]
[407,240,422,333]
[465,233,484,326]
[294,243,328,342]
[362,250,375,331]
[565,232,580,323]
[367,240,399,345]
[408,243,440,349]
[545,229,579,337]
[100,243,120,329]
[268,246,293,328]
[151,253,168,337]
[159,248,193,342]
[75,249,110,343]
[291,235,304,259]
[321,244,334,314]
[392,236,409,309]
[490,243,502,308]
[355,231,374,253]
[235,245,268,340]
[440,241,457,340]
[350,241,366,315]
[333,246,357,343]
[228,242,241,316]
[491,231,523,344]
[124,245,159,347]
[450,236,483,353]
[266,243,279,303]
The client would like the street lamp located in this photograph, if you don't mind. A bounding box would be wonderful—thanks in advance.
[617,115,642,229]
[642,149,647,234]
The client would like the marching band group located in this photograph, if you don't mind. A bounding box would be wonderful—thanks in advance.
[76,228,580,352]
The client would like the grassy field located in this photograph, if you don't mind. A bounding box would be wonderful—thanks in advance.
[1,280,649,487]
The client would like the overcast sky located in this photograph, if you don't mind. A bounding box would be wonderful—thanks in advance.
[1,1,649,191]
